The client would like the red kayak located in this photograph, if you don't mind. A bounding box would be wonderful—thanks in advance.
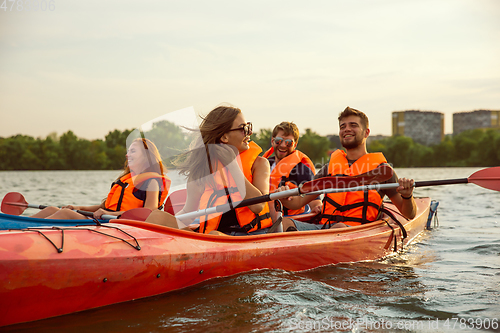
[0,198,431,327]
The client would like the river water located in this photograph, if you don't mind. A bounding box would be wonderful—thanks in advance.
[0,168,499,332]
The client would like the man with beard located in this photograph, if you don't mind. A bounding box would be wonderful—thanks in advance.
[278,106,416,231]
[263,121,322,216]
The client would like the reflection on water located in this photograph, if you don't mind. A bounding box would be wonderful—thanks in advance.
[1,167,499,332]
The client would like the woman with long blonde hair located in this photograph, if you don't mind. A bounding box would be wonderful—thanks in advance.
[148,105,273,235]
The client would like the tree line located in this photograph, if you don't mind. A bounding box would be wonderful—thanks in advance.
[1,124,498,171]
[251,127,500,168]
[368,128,500,167]
[0,120,191,171]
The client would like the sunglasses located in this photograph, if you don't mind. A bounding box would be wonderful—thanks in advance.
[273,136,294,147]
[228,122,253,136]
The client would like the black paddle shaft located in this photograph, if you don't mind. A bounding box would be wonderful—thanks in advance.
[221,178,469,210]
[415,178,468,187]
[234,194,273,209]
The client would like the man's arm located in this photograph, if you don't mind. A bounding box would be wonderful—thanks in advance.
[279,162,325,211]
[387,177,417,219]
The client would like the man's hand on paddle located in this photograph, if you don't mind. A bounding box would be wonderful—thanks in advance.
[396,177,414,198]
[309,199,323,215]
[274,185,314,211]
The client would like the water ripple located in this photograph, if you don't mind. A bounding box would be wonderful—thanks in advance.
[466,243,500,256]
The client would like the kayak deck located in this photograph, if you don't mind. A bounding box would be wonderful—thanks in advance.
[0,198,431,326]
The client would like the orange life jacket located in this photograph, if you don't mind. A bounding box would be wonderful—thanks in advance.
[105,172,170,212]
[198,142,273,234]
[320,150,387,226]
[263,147,316,215]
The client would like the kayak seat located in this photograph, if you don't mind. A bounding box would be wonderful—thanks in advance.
[164,189,187,215]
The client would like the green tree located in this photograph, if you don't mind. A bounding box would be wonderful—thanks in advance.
[0,135,44,170]
[296,129,330,165]
[470,129,500,166]
[408,143,433,167]
[452,130,481,165]
[391,136,410,167]
[105,129,132,170]
[373,135,415,167]
[430,136,455,167]
[368,139,387,155]
[105,129,133,149]
[250,128,272,153]
[142,120,192,167]
[328,135,341,150]
[59,131,97,170]
[86,140,110,170]
[2,126,498,170]
[40,135,66,169]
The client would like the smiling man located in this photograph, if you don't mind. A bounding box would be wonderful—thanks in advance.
[278,107,417,231]
[263,121,321,216]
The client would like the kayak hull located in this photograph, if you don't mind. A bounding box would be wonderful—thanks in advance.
[0,198,431,327]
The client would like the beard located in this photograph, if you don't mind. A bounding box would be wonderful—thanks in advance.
[341,135,364,149]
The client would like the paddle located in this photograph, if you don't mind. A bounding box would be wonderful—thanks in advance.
[1,192,152,221]
[174,164,394,221]
[308,166,500,195]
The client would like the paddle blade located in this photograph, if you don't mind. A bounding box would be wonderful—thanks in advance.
[301,164,394,193]
[164,189,187,215]
[1,192,28,215]
[469,166,500,191]
[119,208,153,221]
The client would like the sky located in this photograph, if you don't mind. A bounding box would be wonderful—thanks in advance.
[1,0,499,140]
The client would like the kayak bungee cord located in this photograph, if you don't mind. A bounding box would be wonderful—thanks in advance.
[13,224,142,253]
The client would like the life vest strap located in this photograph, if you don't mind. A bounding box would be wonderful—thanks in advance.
[321,214,365,224]
[229,212,272,233]
[278,175,290,187]
[384,219,398,252]
[205,186,239,208]
[362,189,369,224]
[323,195,381,213]
[113,179,129,212]
[380,206,408,249]
[201,186,242,234]
[210,186,240,197]
[321,189,382,226]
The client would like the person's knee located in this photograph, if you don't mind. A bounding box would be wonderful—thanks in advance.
[282,218,298,232]
[146,210,179,228]
[329,222,348,229]
[43,206,60,215]
[48,208,80,220]
[58,208,74,217]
